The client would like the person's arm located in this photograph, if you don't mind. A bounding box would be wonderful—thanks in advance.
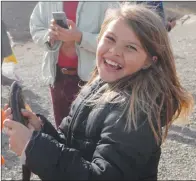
[29,2,50,47]
[20,114,67,165]
[146,1,165,21]
[35,114,67,144]
[77,2,120,53]
[24,108,159,180]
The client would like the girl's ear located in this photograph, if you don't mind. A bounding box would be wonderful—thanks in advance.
[142,55,158,70]
[152,56,158,64]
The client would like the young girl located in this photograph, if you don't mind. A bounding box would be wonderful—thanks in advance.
[3,4,193,180]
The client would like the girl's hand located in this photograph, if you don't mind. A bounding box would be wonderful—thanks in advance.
[21,109,43,131]
[3,119,33,156]
[4,104,43,131]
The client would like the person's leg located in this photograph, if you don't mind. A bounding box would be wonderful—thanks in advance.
[50,69,81,128]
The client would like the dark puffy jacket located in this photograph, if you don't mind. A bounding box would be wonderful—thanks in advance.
[25,78,163,180]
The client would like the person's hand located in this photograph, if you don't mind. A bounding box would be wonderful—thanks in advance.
[3,104,42,131]
[48,19,58,46]
[3,119,33,156]
[166,18,176,32]
[169,19,176,29]
[48,19,82,43]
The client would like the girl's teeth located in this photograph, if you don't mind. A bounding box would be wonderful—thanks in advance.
[105,59,119,67]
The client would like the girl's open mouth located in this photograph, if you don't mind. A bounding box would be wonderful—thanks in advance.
[104,59,122,70]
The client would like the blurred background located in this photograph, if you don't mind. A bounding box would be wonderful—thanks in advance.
[2,1,196,44]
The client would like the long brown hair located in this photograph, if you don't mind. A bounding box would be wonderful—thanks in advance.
[86,3,194,143]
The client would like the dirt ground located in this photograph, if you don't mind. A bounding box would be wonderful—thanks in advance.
[1,2,196,180]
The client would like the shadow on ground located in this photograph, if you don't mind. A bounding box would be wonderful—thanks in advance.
[167,125,196,147]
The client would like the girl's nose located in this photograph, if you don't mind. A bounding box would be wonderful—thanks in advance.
[109,44,123,57]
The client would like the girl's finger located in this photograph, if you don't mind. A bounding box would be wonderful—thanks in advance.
[3,119,13,129]
[7,114,13,120]
[3,119,20,130]
[4,126,12,137]
[3,104,9,111]
[4,108,12,117]
[22,110,39,125]
[21,109,36,119]
[27,123,35,132]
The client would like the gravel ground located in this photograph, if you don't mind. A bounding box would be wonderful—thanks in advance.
[157,14,196,180]
[1,6,196,181]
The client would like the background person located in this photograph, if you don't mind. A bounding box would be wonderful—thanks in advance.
[29,1,120,127]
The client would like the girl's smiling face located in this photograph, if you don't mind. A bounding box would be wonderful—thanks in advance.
[96,18,149,82]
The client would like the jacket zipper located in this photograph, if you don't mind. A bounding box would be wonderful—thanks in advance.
[67,90,93,146]
[67,80,101,146]
[67,100,84,146]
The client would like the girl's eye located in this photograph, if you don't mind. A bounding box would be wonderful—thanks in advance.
[126,45,137,51]
[105,36,115,42]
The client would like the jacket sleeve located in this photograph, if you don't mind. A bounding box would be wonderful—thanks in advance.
[25,108,159,180]
[77,2,120,53]
[29,2,49,47]
[36,114,67,144]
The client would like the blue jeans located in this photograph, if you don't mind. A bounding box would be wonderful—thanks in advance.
[136,1,165,23]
